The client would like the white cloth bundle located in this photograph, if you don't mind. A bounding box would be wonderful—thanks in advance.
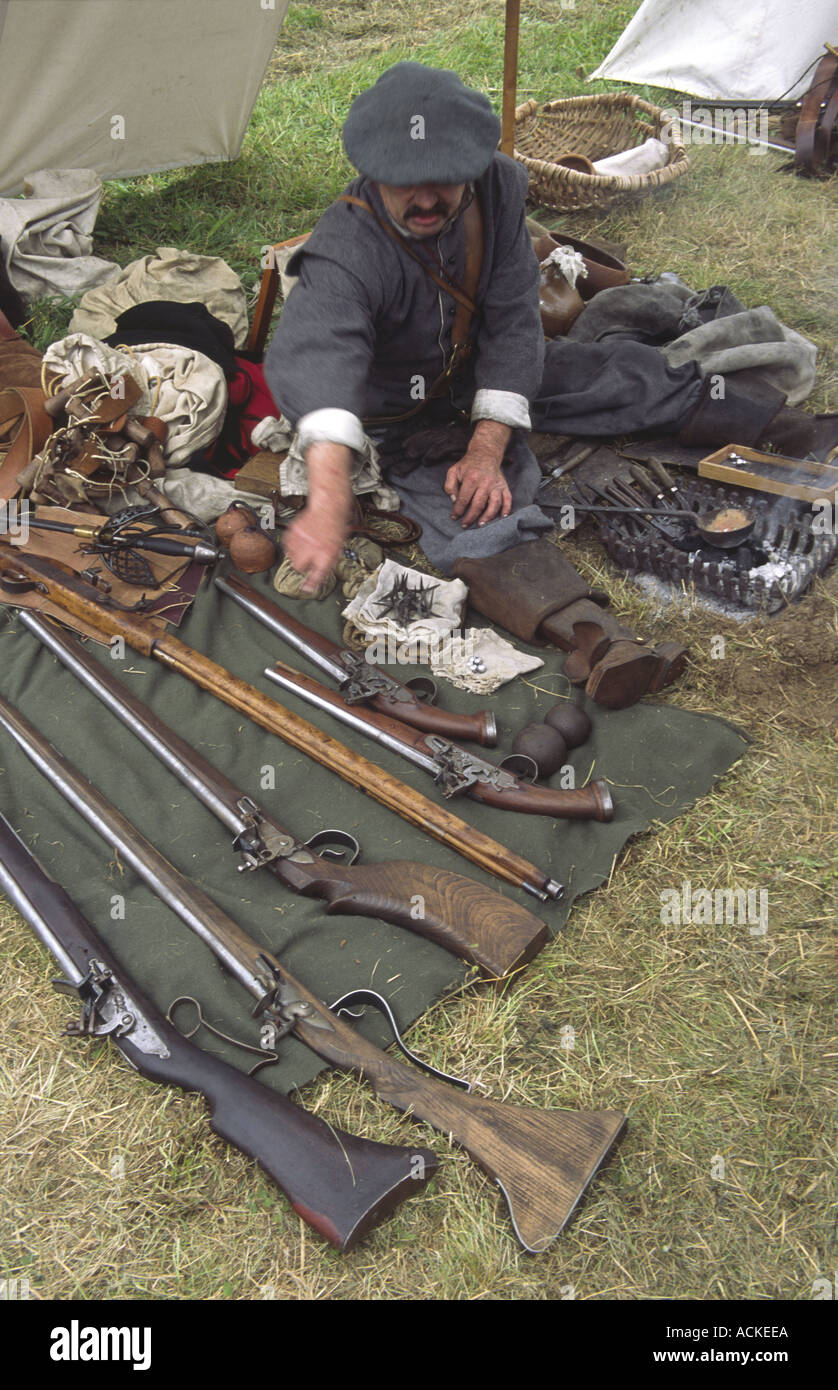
[543,245,589,288]
[429,627,543,694]
[43,333,227,465]
[343,559,466,647]
[592,137,670,178]
[70,246,249,346]
[344,560,543,693]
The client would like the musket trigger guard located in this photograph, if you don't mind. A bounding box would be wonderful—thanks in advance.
[499,753,539,784]
[165,994,204,1040]
[0,570,45,594]
[303,829,360,865]
[329,989,471,1092]
[403,676,437,704]
[166,994,280,1077]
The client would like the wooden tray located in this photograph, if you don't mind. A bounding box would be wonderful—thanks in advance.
[699,445,838,503]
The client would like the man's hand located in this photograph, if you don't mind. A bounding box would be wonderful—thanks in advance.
[282,441,355,593]
[282,502,351,593]
[444,419,513,528]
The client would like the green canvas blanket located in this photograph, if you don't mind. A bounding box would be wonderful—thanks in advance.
[0,568,748,1093]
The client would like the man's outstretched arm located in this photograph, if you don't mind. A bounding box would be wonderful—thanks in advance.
[282,440,357,592]
[264,234,384,592]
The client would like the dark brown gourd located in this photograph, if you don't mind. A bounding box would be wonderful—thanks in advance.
[510,724,568,779]
[543,704,592,749]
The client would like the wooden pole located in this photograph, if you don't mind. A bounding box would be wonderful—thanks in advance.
[501,0,521,155]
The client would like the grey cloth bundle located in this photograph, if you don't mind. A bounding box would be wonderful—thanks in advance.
[0,168,118,301]
[565,280,817,405]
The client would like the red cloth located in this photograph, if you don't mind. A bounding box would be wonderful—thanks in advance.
[228,356,281,455]
[206,355,282,478]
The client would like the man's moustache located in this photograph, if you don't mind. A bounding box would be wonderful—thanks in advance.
[405,204,449,220]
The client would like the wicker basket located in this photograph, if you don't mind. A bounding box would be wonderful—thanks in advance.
[514,92,689,213]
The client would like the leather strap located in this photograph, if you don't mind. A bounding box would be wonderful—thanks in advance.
[821,83,838,167]
[453,194,483,351]
[0,385,53,501]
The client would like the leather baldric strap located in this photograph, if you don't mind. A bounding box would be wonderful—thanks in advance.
[453,194,484,352]
[822,84,838,168]
[337,191,484,426]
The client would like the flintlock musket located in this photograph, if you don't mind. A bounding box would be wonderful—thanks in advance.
[0,812,435,1251]
[0,696,626,1253]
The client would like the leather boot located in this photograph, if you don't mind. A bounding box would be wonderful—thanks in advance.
[453,541,688,709]
[677,373,786,448]
[453,541,592,643]
[757,406,838,462]
[676,374,838,461]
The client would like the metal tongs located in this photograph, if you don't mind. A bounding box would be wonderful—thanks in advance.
[564,472,756,550]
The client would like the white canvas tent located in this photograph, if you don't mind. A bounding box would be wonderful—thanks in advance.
[590,0,834,102]
[0,0,290,196]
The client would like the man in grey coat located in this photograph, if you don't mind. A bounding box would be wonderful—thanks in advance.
[264,62,560,589]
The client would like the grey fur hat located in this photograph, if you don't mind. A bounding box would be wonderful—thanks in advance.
[342,62,501,184]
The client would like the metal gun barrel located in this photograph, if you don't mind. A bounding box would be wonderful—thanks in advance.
[265,661,441,774]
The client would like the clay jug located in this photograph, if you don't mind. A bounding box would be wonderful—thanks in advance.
[538,259,584,337]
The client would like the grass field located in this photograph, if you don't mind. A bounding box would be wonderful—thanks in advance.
[1,0,836,1302]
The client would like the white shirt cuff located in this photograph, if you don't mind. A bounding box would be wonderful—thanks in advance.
[296,408,366,453]
[471,389,531,431]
